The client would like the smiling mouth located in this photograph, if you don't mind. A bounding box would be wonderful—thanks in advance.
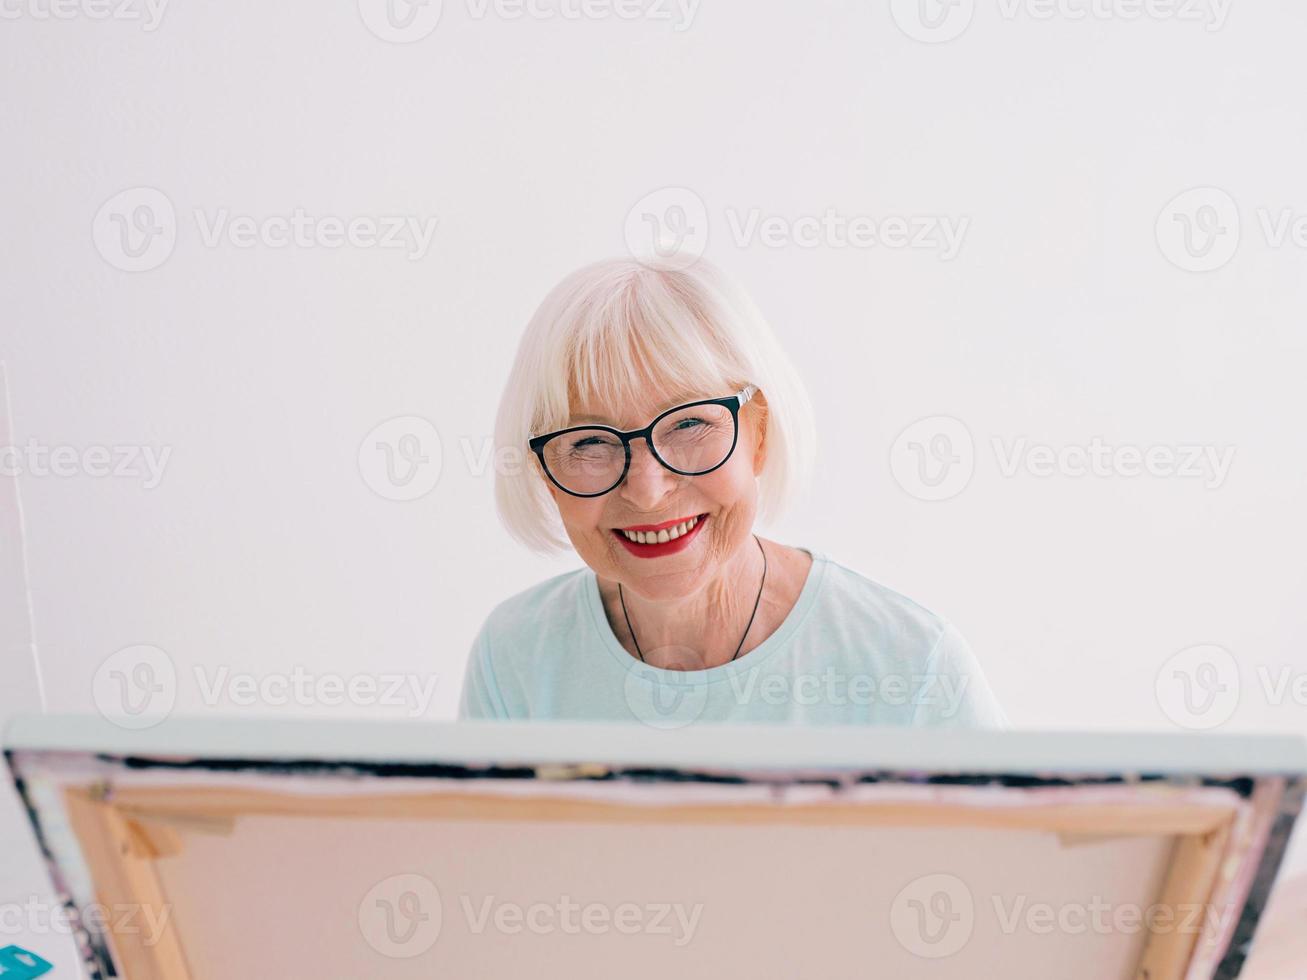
[613,514,707,545]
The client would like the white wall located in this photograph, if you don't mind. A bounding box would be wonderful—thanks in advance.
[2,0,1305,739]
[3,8,1307,965]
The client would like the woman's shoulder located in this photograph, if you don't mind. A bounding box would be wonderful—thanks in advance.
[479,565,593,646]
[804,550,1010,728]
[460,566,599,720]
[806,550,952,647]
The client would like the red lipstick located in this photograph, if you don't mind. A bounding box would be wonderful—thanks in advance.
[611,513,709,559]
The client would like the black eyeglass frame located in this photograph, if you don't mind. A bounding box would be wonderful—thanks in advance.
[527,384,759,498]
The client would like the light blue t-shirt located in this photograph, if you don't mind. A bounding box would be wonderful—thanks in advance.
[457,549,1010,728]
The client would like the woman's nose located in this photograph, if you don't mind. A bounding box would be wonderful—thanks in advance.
[619,438,679,504]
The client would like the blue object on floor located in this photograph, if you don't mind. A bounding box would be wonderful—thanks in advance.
[0,946,53,978]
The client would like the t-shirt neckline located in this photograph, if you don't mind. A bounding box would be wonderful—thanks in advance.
[584,547,829,683]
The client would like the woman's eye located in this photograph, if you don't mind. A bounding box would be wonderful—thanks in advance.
[571,437,616,451]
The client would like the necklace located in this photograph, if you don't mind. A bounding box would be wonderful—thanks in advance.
[618,534,768,666]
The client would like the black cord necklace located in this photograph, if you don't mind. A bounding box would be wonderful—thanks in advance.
[618,534,767,666]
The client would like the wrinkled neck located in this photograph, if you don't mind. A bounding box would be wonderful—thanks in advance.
[602,536,768,668]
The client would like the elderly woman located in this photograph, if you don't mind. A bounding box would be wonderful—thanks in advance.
[459,256,1008,727]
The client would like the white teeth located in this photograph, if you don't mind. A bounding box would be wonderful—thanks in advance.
[621,515,700,544]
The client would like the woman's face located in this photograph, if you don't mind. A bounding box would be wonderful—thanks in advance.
[539,385,767,600]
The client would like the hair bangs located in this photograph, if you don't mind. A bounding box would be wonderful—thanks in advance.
[563,272,739,429]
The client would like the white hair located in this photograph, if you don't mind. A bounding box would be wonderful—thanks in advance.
[494,256,817,555]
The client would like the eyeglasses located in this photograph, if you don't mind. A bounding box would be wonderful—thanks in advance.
[528,384,759,498]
